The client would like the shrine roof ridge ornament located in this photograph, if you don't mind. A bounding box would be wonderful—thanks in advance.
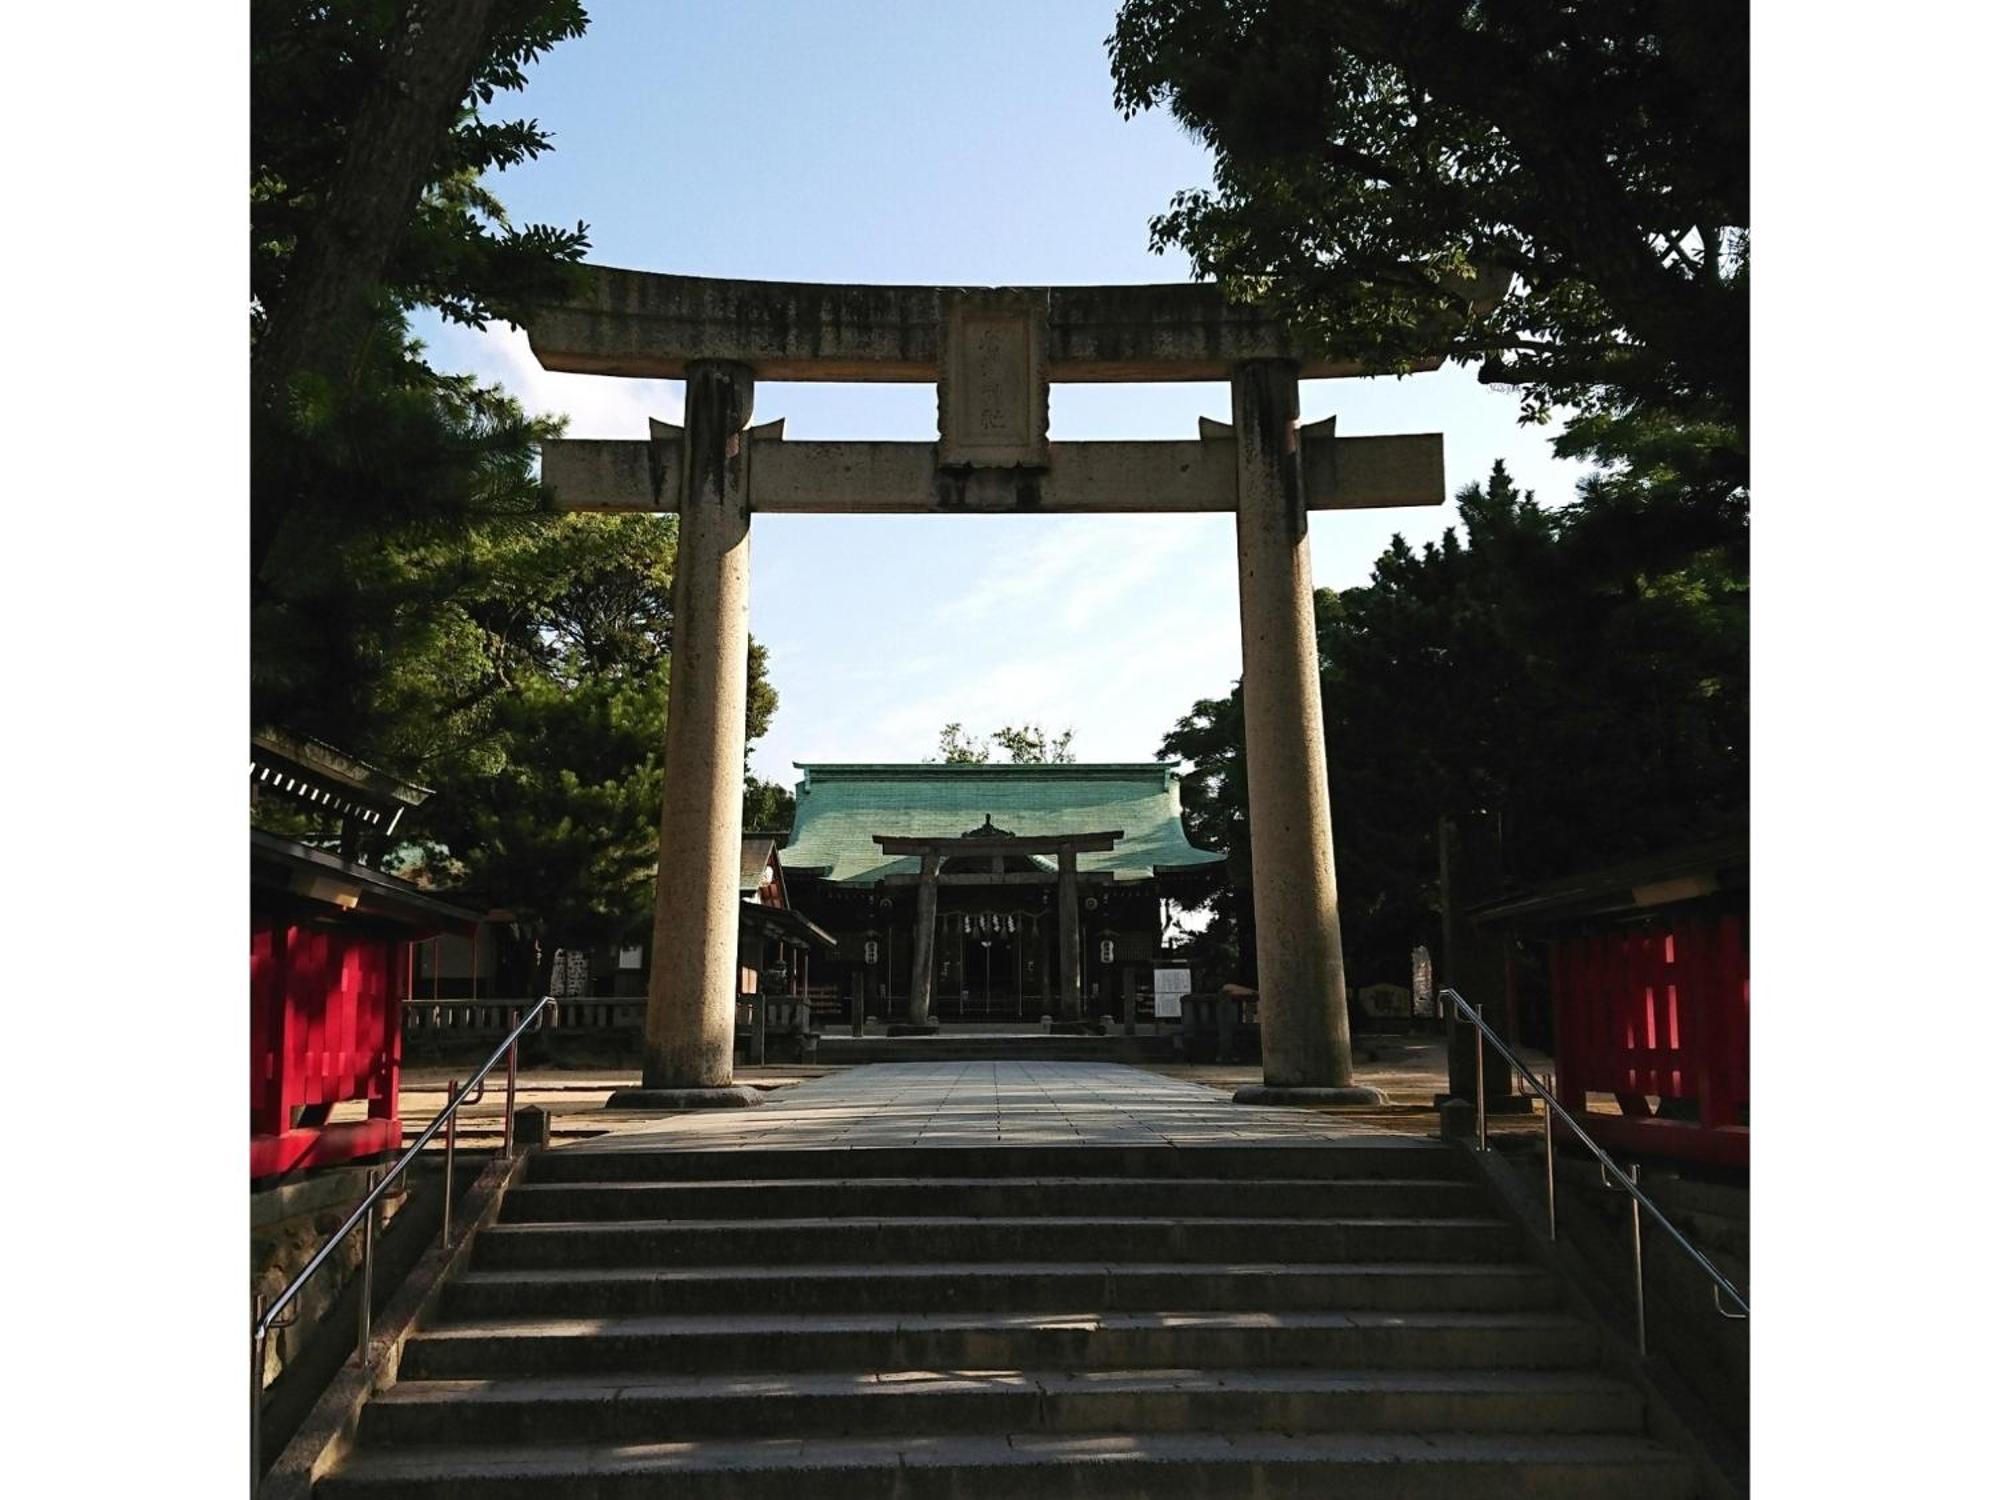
[523,263,1505,384]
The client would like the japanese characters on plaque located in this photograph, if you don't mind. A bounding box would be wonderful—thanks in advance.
[551,948,592,997]
[937,290,1050,469]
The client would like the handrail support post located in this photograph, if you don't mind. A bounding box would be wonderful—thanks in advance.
[1543,1072,1557,1240]
[442,1080,459,1246]
[251,1291,266,1497]
[503,1008,521,1157]
[1631,1162,1647,1357]
[1474,1003,1488,1151]
[356,1166,377,1365]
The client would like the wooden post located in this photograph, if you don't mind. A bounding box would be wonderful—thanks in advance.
[908,850,940,1027]
[1057,847,1082,1024]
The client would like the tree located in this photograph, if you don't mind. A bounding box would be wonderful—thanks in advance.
[251,328,558,764]
[251,0,589,377]
[385,514,782,994]
[993,724,1078,764]
[252,0,598,798]
[743,775,797,833]
[935,724,992,764]
[933,723,1078,764]
[1108,0,1748,507]
[252,0,591,587]
[250,3,791,986]
[1159,688,1251,977]
[1162,460,1746,984]
[256,0,495,398]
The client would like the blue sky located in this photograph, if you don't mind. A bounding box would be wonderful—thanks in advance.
[417,0,1594,784]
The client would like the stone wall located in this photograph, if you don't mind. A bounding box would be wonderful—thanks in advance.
[251,1165,412,1391]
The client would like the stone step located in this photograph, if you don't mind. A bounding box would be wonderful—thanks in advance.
[321,1430,1696,1500]
[442,1260,1566,1320]
[397,1309,1600,1381]
[812,1038,1182,1063]
[499,1176,1485,1223]
[361,1366,1647,1446]
[471,1214,1522,1270]
[524,1142,1465,1185]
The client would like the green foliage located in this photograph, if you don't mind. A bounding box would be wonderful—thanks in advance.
[253,0,596,740]
[252,0,593,595]
[933,723,1078,765]
[743,775,798,834]
[251,0,589,339]
[1109,0,1748,502]
[379,513,782,981]
[1163,461,1746,983]
[252,315,561,758]
[935,724,992,764]
[992,724,1077,764]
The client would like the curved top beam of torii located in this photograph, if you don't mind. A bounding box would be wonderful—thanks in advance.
[524,263,1504,516]
[523,263,1505,384]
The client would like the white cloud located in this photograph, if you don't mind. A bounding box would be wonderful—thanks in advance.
[418,318,680,439]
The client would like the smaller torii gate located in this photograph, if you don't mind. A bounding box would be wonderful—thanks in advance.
[873,821,1122,1029]
[524,267,1492,1107]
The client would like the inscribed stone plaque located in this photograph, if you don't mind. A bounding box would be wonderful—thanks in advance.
[1358,983,1413,1020]
[938,290,1050,468]
[1411,944,1435,1018]
[1153,966,1190,1020]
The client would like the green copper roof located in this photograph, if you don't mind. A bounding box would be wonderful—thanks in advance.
[784,763,1223,885]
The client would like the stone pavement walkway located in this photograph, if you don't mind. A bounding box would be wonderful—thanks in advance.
[572,1061,1428,1154]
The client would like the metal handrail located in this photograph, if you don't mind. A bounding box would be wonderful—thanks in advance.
[251,995,554,1491]
[1441,988,1748,1353]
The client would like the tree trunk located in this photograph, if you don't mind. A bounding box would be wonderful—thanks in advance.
[253,0,501,404]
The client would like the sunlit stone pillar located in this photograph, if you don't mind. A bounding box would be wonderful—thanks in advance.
[907,850,941,1029]
[610,360,762,1108]
[1228,359,1384,1106]
[1057,846,1082,1023]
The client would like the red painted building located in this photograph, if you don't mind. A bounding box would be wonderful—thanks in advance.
[1471,836,1748,1169]
[250,733,478,1181]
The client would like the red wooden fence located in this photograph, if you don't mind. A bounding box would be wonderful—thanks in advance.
[1549,915,1748,1168]
[250,919,405,1179]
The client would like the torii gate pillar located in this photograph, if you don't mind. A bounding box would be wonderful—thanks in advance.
[608,360,765,1108]
[1230,360,1379,1104]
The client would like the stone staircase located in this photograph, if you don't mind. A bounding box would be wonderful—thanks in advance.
[322,1143,1696,1498]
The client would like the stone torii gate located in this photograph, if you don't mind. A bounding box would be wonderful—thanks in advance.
[523,267,1474,1108]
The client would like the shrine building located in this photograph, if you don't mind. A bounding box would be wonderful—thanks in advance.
[779,762,1222,1026]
